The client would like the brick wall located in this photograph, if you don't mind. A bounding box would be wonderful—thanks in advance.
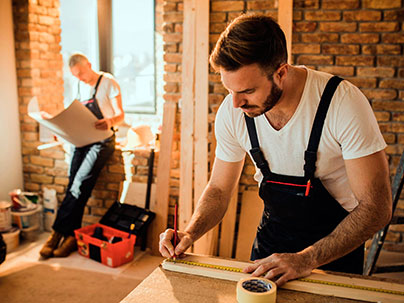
[12,0,163,227]
[163,0,404,251]
[13,0,404,252]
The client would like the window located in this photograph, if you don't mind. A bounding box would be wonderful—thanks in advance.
[60,0,156,114]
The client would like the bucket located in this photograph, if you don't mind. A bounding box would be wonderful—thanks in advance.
[1,227,20,252]
[0,201,12,232]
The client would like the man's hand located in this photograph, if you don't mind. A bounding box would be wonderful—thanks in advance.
[243,252,314,286]
[159,229,193,258]
[95,118,112,130]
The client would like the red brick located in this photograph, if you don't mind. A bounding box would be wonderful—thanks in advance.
[301,33,339,43]
[30,173,53,184]
[384,10,403,21]
[163,12,183,23]
[322,0,359,9]
[378,56,404,67]
[362,89,397,100]
[305,11,340,21]
[336,56,374,66]
[360,22,400,33]
[163,33,182,43]
[213,83,228,94]
[362,44,401,55]
[296,55,333,65]
[209,94,225,104]
[341,33,379,43]
[211,1,244,12]
[317,66,354,76]
[382,33,404,44]
[393,113,404,122]
[343,10,381,21]
[357,67,395,78]
[322,44,359,55]
[211,22,227,34]
[374,111,391,122]
[164,72,181,82]
[163,93,181,102]
[247,1,275,10]
[54,176,69,186]
[30,155,53,167]
[380,79,404,90]
[164,44,177,52]
[373,101,404,111]
[345,77,377,88]
[363,0,401,9]
[292,43,320,54]
[210,12,227,23]
[164,53,182,63]
[319,22,357,32]
[294,0,319,9]
[294,22,317,32]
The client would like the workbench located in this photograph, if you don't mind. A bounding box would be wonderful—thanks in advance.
[121,265,380,303]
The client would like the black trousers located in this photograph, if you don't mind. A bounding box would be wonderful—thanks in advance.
[52,135,115,236]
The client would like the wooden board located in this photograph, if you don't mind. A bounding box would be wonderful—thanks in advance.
[121,256,404,303]
[192,0,212,255]
[158,255,404,303]
[278,0,293,64]
[219,191,238,258]
[149,101,176,254]
[235,190,264,261]
[119,181,156,208]
[179,0,196,231]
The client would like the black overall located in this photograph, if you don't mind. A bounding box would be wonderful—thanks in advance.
[53,74,115,236]
[247,76,364,274]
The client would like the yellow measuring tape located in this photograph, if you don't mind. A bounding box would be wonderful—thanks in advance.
[166,258,404,296]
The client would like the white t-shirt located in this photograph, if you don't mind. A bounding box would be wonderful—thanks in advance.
[77,72,121,119]
[215,67,386,212]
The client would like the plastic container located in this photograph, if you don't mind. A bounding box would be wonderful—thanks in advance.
[0,201,12,232]
[1,227,20,252]
[11,204,42,229]
[20,225,40,242]
[74,223,136,268]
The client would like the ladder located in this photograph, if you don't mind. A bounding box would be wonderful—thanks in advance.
[364,150,404,275]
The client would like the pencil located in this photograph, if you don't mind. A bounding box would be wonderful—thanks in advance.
[173,202,178,260]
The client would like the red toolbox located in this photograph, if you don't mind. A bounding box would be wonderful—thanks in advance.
[74,223,136,268]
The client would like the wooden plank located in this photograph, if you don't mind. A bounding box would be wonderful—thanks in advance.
[122,266,374,303]
[149,101,176,255]
[278,0,293,64]
[193,0,213,255]
[119,181,156,208]
[179,0,196,231]
[159,254,404,303]
[235,190,263,261]
[219,191,238,258]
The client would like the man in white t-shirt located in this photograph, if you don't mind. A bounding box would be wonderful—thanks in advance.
[40,53,125,258]
[159,14,392,285]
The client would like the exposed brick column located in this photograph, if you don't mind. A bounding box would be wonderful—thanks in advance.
[13,0,66,199]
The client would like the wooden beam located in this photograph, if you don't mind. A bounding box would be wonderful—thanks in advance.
[179,0,196,231]
[192,0,212,255]
[278,0,293,64]
[149,101,176,255]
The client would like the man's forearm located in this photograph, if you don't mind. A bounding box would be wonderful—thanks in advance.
[184,184,230,242]
[301,185,391,268]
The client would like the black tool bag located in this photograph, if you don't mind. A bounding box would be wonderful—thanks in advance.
[0,233,6,265]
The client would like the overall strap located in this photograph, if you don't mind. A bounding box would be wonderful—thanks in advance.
[92,73,104,98]
[304,76,343,180]
[244,114,271,178]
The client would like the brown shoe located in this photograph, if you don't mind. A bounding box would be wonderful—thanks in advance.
[53,235,77,258]
[39,231,63,258]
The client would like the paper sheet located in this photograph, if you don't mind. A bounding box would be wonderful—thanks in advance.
[28,97,113,147]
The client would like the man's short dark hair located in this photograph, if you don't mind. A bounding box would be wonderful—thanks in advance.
[209,14,287,76]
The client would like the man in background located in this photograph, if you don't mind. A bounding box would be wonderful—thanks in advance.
[40,53,124,258]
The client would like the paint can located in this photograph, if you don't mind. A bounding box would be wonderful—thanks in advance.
[0,201,12,232]
[1,227,20,252]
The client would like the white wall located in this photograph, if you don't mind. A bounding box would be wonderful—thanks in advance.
[0,0,23,200]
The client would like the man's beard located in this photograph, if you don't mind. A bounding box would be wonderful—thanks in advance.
[243,82,283,118]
